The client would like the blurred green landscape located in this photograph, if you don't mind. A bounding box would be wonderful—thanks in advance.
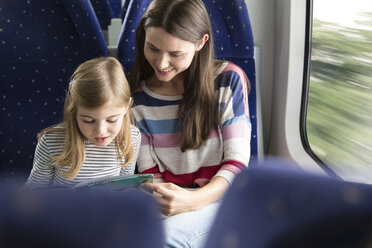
[307,13,372,179]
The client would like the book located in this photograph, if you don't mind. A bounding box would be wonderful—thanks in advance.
[73,174,153,191]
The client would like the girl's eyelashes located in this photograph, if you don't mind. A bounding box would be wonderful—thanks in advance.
[82,119,118,124]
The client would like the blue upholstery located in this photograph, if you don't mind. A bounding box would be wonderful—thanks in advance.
[0,0,107,179]
[90,0,113,30]
[117,0,150,73]
[108,0,123,18]
[117,0,257,161]
[0,188,165,247]
[119,0,131,20]
[205,159,372,248]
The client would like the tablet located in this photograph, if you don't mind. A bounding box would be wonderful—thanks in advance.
[73,174,153,191]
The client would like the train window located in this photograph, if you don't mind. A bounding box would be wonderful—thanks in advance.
[305,0,372,181]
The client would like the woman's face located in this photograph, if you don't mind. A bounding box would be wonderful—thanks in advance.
[144,27,202,83]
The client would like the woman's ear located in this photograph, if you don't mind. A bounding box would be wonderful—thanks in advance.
[196,34,209,51]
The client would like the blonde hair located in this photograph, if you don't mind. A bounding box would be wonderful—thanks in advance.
[131,0,221,152]
[39,57,134,180]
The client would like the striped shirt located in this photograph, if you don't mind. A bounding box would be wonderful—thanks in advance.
[132,62,251,187]
[25,125,141,188]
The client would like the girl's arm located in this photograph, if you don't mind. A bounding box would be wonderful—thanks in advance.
[25,135,55,187]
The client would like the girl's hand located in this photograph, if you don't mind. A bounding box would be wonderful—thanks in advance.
[141,182,197,216]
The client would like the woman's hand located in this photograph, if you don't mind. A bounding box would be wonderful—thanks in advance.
[141,182,197,216]
[141,176,230,216]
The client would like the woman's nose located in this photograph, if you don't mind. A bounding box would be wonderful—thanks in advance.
[156,53,169,69]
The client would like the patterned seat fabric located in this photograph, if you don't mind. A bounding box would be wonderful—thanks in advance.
[107,0,122,18]
[90,0,113,30]
[119,0,130,21]
[117,0,257,162]
[0,0,107,179]
[117,0,150,74]
[205,159,372,248]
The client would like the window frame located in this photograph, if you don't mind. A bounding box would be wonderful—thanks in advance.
[299,0,339,177]
[270,0,327,176]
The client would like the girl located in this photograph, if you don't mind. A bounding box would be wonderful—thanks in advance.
[130,0,251,247]
[26,57,141,188]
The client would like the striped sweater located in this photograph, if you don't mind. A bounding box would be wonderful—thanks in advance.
[25,125,141,188]
[132,62,251,187]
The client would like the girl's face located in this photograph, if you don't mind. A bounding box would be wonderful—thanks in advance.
[144,27,205,83]
[76,101,129,147]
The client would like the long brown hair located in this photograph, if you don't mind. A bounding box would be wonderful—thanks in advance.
[131,0,220,152]
[39,57,134,180]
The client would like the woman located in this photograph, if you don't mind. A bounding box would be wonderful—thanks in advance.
[130,0,251,246]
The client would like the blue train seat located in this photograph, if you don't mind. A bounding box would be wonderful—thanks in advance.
[117,0,258,162]
[107,0,122,18]
[90,0,113,31]
[205,159,372,247]
[0,188,165,248]
[117,0,150,74]
[0,0,107,179]
[119,0,130,20]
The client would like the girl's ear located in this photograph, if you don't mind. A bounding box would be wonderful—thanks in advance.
[196,34,209,51]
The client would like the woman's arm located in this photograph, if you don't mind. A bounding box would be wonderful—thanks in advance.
[120,125,141,175]
[142,176,229,216]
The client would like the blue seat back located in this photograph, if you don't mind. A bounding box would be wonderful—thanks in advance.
[107,0,123,18]
[0,188,165,248]
[205,159,372,247]
[119,0,131,20]
[90,0,113,30]
[0,0,107,179]
[117,0,150,73]
[117,0,257,161]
